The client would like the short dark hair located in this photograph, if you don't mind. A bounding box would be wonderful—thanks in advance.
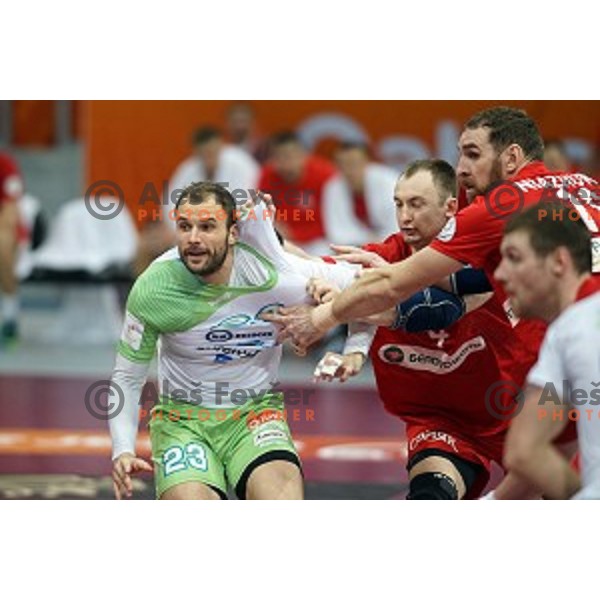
[402,159,457,201]
[175,181,236,228]
[192,126,222,147]
[270,130,302,149]
[335,141,371,158]
[464,106,544,162]
[504,202,592,274]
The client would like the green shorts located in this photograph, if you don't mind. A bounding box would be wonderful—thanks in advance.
[148,392,301,499]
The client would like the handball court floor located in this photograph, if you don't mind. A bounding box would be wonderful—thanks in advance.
[0,329,503,500]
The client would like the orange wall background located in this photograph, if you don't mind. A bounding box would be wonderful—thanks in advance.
[85,100,600,224]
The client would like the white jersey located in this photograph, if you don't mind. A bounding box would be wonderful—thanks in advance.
[109,201,368,458]
[323,162,399,246]
[527,291,600,499]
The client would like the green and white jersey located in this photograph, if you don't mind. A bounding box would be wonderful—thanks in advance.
[117,202,360,407]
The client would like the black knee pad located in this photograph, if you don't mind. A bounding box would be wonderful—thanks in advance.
[407,472,459,500]
[407,449,486,497]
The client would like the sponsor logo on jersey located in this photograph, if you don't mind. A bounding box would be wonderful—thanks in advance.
[592,237,600,274]
[246,409,285,430]
[378,337,486,373]
[256,303,284,319]
[215,314,253,329]
[122,312,144,351]
[196,345,264,360]
[514,172,598,192]
[203,312,276,362]
[206,329,234,342]
[409,430,458,452]
[503,298,520,328]
[436,216,457,242]
[253,429,287,447]
[382,345,405,364]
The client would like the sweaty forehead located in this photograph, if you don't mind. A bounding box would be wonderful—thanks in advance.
[178,197,224,221]
[395,170,437,201]
[459,126,492,150]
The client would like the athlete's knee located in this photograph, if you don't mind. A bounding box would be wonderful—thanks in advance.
[407,472,459,500]
[246,460,303,500]
[160,481,222,500]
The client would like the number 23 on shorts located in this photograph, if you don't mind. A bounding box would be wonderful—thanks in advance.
[163,443,209,477]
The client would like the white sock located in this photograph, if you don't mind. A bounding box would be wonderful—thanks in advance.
[2,294,19,322]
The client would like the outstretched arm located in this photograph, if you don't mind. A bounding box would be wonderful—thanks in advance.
[264,247,464,349]
[330,247,464,323]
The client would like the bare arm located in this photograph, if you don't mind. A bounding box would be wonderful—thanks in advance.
[0,201,19,294]
[264,248,465,349]
[330,247,464,324]
[504,385,579,499]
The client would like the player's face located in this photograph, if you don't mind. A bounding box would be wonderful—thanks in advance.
[176,197,237,278]
[336,148,368,192]
[495,231,557,320]
[394,170,455,250]
[272,143,305,182]
[227,106,254,143]
[196,139,222,176]
[457,127,503,202]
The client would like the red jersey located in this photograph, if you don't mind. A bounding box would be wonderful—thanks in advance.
[0,152,24,205]
[429,161,600,387]
[363,233,515,440]
[258,155,336,244]
[0,152,28,242]
[576,276,600,300]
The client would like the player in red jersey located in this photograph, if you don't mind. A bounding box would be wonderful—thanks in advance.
[266,106,600,497]
[258,131,336,256]
[313,159,514,499]
[0,152,25,348]
[266,107,600,386]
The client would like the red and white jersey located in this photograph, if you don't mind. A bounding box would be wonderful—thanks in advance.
[0,152,28,242]
[363,234,515,438]
[429,161,600,387]
[0,152,24,205]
